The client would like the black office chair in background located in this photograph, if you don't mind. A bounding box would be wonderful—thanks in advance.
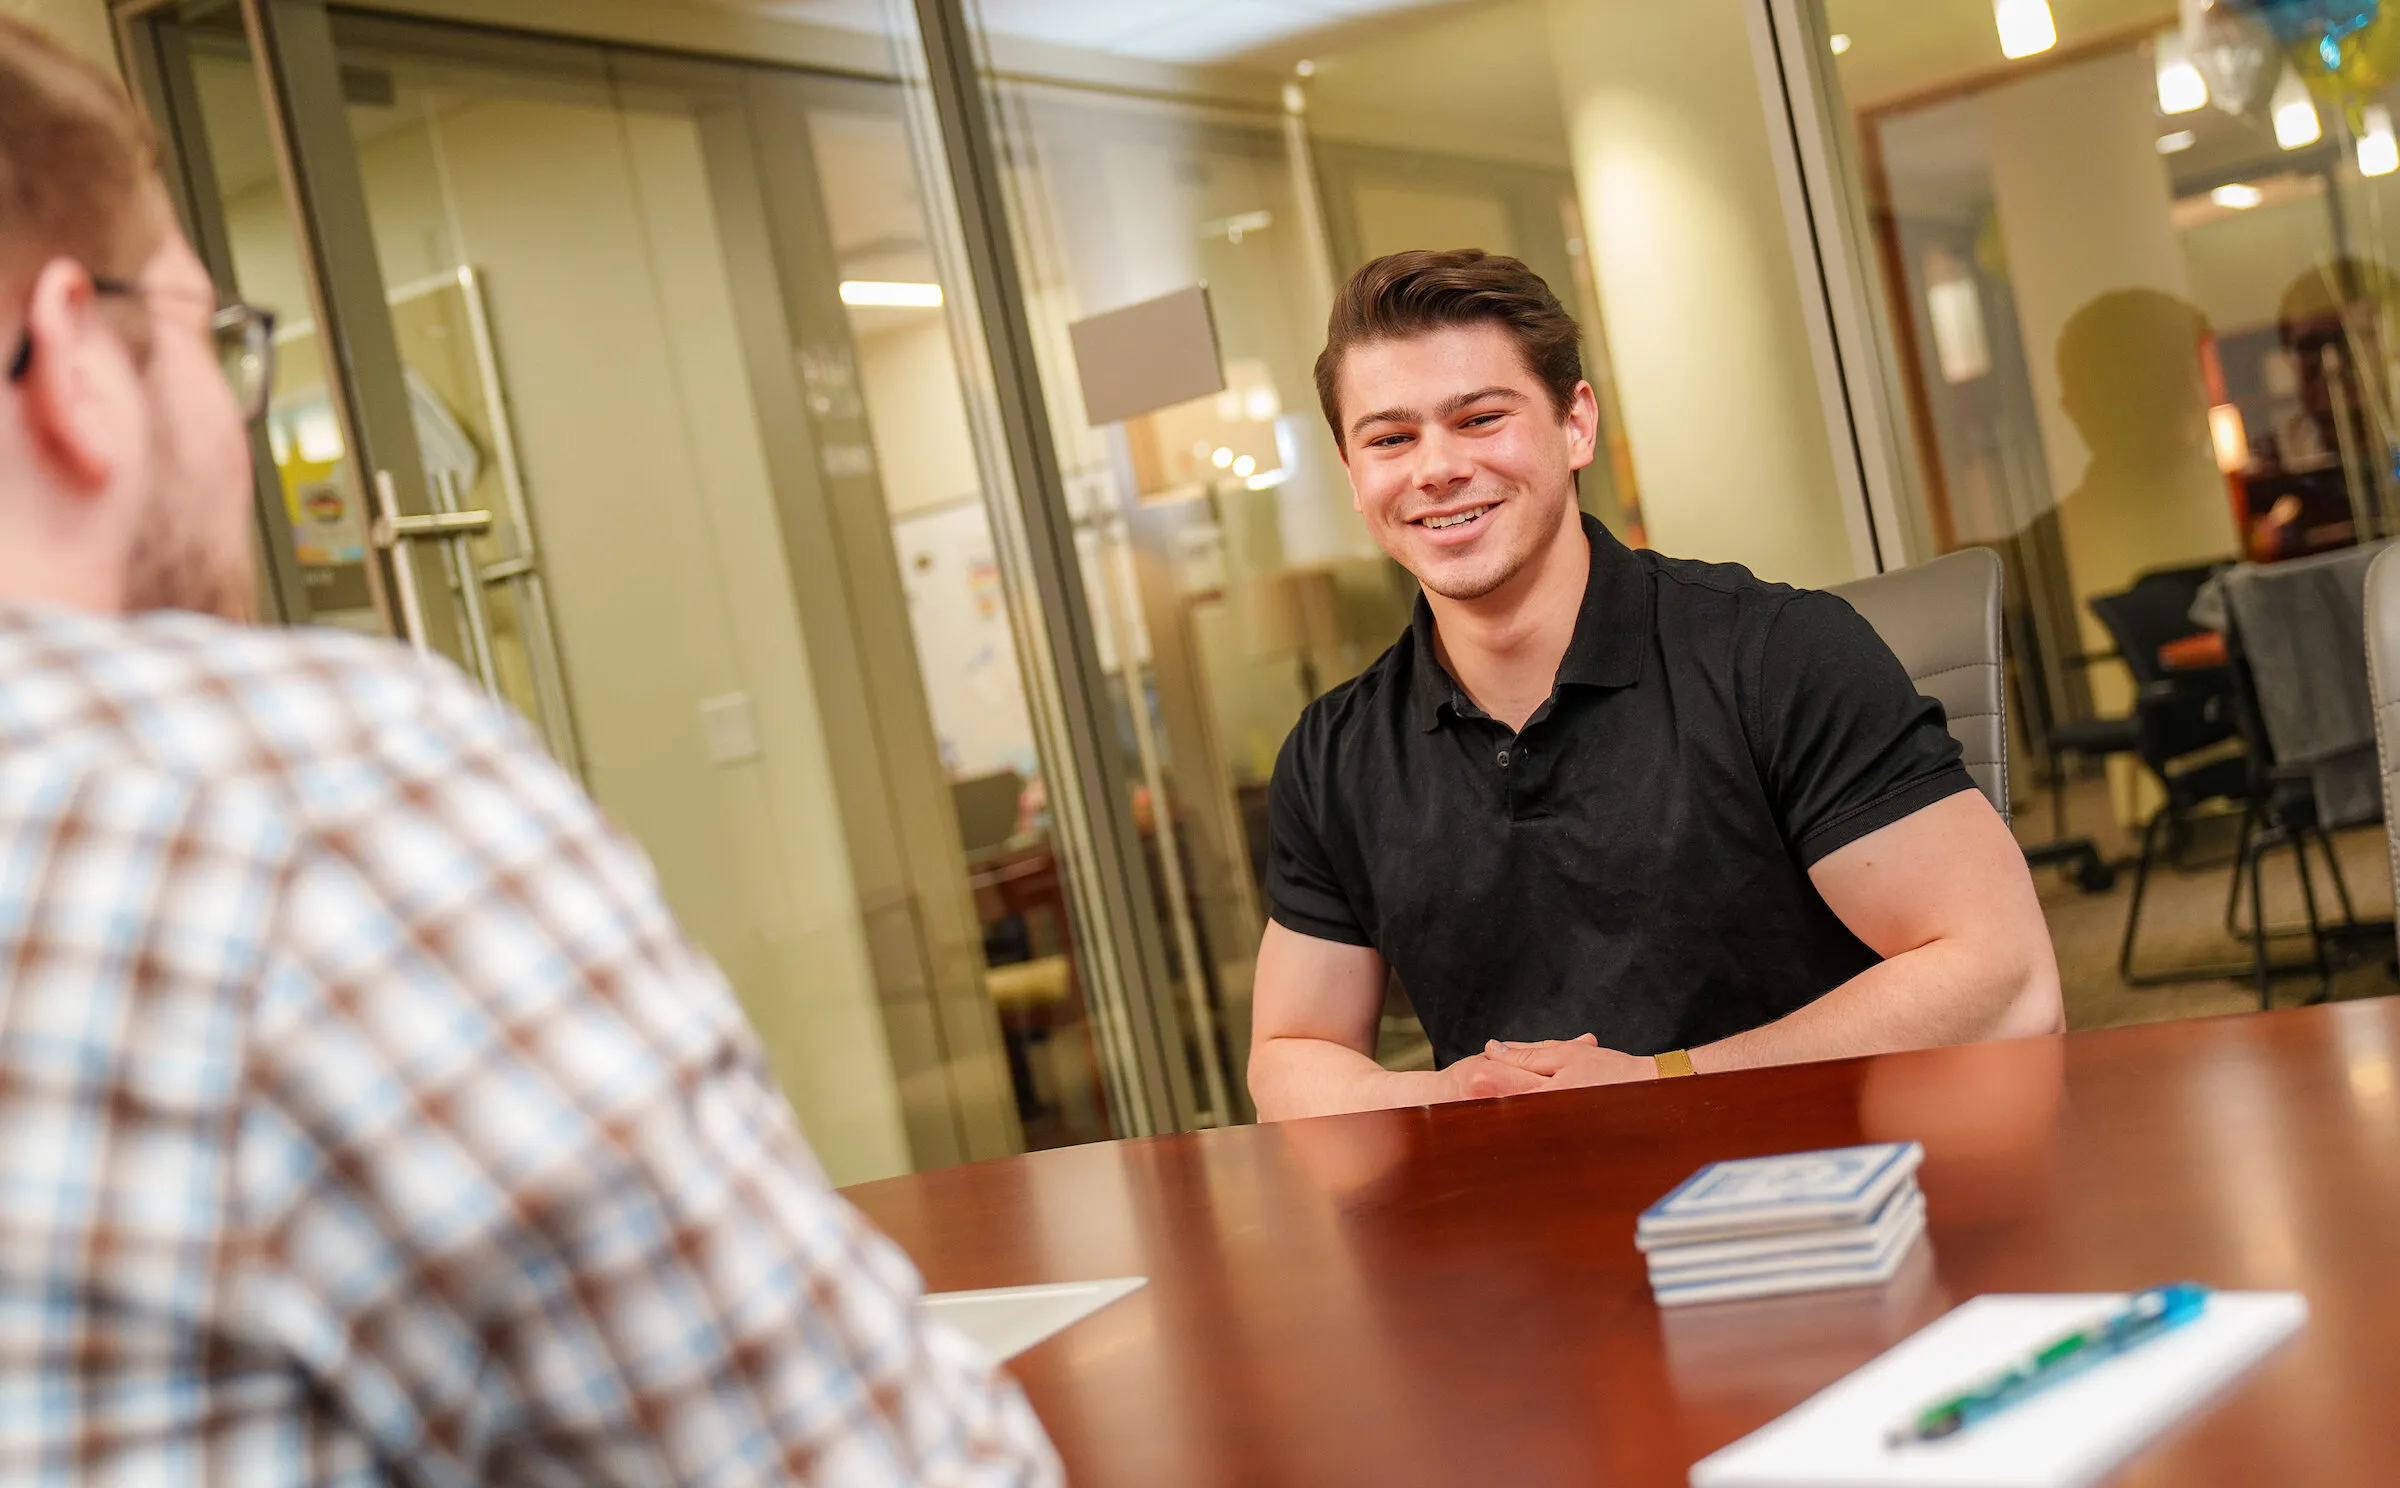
[2217,607,2354,1007]
[2085,564,2258,985]
[2009,602,2120,894]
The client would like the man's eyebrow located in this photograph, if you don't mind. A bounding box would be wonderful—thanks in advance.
[1438,385,1527,418]
[1349,405,1414,438]
[1347,386,1527,439]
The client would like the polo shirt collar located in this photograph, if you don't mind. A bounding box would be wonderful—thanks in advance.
[1410,512,1650,731]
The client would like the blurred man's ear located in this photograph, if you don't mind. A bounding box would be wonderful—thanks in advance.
[16,258,131,495]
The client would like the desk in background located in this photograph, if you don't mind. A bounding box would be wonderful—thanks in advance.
[848,1002,2400,1486]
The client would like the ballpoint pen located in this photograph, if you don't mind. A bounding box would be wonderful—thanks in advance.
[1888,1282,2211,1446]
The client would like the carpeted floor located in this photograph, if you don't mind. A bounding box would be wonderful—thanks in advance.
[2016,774,2398,1029]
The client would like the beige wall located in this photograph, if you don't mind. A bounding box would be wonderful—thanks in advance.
[1548,0,1859,589]
[1983,53,2236,615]
[6,0,113,69]
[855,315,980,519]
[2181,192,2339,341]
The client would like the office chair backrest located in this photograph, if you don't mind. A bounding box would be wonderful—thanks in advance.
[2087,564,2219,690]
[1829,547,2009,820]
[2364,546,2400,957]
[2088,563,2239,772]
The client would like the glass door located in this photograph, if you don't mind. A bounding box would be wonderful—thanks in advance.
[122,0,581,768]
[118,0,1173,1172]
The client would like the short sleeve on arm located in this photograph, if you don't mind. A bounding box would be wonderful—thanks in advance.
[1749,589,1978,868]
[1264,722,1372,947]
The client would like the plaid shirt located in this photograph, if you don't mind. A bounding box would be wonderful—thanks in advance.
[0,604,1058,1486]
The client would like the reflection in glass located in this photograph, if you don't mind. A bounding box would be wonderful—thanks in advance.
[1833,1,2399,1024]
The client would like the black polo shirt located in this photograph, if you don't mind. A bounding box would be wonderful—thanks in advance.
[1265,514,1974,1068]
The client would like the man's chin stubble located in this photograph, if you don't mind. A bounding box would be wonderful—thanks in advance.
[1416,553,1526,604]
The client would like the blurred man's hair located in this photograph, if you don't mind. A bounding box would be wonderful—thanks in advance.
[2277,257,2400,346]
[1313,248,1584,449]
[0,17,169,305]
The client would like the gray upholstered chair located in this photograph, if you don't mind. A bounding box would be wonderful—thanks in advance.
[1829,547,2009,819]
[2364,545,2400,965]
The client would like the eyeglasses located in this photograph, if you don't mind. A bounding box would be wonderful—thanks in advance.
[6,277,277,422]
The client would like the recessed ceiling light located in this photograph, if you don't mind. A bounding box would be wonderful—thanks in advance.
[2211,183,2265,210]
[2362,105,2400,177]
[1831,34,1853,56]
[2272,67,2322,150]
[2157,130,2198,154]
[839,280,943,308]
[2155,31,2209,114]
[1994,0,2057,60]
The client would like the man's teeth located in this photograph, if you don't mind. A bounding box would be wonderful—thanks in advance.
[1421,506,1490,530]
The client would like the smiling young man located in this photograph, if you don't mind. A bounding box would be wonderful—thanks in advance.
[1247,249,2062,1122]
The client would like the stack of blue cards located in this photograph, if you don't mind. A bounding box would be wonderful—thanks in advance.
[1637,1141,1926,1308]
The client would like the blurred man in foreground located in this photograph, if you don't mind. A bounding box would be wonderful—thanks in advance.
[0,18,1054,1482]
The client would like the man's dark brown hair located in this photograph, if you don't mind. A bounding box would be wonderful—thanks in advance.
[1313,248,1584,450]
[0,17,168,306]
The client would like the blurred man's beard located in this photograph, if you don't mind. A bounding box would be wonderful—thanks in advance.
[122,470,252,622]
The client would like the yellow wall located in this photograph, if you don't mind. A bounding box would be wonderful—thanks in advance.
[1548,0,1861,589]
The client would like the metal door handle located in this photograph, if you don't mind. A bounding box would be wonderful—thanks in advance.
[370,469,502,693]
[377,509,495,540]
[370,470,430,654]
[428,469,501,695]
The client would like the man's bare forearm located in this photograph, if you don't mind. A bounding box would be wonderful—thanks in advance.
[1249,1036,1452,1121]
[1692,935,2062,1075]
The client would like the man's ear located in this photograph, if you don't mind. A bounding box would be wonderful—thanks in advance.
[1564,379,1599,475]
[17,259,129,495]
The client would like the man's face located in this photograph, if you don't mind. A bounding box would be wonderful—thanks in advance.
[2284,306,2378,426]
[1335,321,1596,603]
[122,235,255,620]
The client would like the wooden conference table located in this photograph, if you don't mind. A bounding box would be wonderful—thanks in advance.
[846,1000,2400,1485]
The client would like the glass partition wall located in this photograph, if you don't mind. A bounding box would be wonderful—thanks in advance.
[117,0,1183,1176]
[117,0,1937,1160]
[1821,0,2399,1022]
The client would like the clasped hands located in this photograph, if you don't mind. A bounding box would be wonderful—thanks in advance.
[1440,1032,1658,1101]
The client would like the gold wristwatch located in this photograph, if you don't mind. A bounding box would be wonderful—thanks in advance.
[1654,1048,1697,1079]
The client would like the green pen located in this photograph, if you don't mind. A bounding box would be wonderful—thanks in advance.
[1888,1283,2212,1447]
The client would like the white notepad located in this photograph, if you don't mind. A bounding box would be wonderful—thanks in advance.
[1690,1290,2307,1488]
[919,1276,1147,1362]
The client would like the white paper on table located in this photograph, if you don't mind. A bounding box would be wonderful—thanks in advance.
[919,1277,1147,1362]
[1689,1290,2306,1488]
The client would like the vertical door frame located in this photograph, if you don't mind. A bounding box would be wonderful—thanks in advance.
[904,0,1196,1138]
[115,5,312,625]
[1742,0,1929,576]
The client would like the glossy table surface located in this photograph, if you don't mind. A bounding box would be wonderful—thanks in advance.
[844,1001,2400,1486]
